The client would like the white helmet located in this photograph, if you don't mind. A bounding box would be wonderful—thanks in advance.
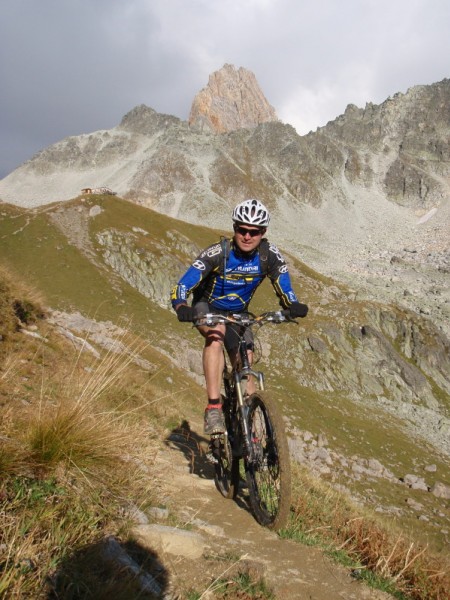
[232,199,270,227]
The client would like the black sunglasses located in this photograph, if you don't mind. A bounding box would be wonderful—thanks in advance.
[234,226,264,237]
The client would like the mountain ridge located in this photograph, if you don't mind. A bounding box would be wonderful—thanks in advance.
[0,74,449,338]
[2,77,448,209]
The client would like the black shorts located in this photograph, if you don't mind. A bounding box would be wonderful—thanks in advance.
[193,301,254,353]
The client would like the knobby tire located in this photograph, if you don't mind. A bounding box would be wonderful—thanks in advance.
[213,434,239,499]
[244,392,291,530]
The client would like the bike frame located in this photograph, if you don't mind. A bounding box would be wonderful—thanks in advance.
[193,310,295,528]
[197,311,293,464]
[225,321,265,463]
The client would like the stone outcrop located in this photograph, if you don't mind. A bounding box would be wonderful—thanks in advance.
[188,63,278,133]
[323,79,450,208]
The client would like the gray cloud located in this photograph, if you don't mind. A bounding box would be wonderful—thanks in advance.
[1,0,449,178]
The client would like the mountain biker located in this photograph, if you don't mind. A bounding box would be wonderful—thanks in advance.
[171,198,308,435]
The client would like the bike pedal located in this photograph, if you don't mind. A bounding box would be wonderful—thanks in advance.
[206,451,218,465]
[210,431,224,439]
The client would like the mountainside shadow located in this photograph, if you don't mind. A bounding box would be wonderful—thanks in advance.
[47,536,169,599]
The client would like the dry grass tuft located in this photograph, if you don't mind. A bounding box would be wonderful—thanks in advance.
[287,464,450,599]
[0,265,46,337]
[0,280,165,597]
[27,335,152,474]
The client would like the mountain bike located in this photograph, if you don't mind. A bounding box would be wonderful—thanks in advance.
[193,310,295,530]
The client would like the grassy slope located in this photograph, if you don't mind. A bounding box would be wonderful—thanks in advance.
[0,202,154,324]
[0,196,446,538]
[1,197,449,559]
[0,264,216,597]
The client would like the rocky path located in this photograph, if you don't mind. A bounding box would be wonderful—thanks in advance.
[131,419,393,600]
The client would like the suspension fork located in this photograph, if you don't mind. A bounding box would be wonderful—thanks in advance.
[234,338,264,460]
[229,330,266,461]
[234,369,253,460]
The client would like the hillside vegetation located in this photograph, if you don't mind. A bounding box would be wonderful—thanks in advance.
[0,194,449,598]
[0,265,211,597]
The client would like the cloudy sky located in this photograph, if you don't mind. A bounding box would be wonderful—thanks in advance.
[1,0,449,178]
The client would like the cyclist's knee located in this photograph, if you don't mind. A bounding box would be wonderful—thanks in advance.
[204,332,224,347]
[199,324,225,346]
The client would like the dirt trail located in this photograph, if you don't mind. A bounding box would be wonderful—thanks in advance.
[143,418,393,600]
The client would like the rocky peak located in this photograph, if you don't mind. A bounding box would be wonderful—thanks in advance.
[119,104,181,135]
[188,63,278,133]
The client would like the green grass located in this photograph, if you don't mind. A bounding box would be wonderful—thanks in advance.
[268,382,450,551]
[0,201,169,341]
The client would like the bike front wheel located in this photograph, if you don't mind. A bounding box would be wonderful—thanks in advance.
[244,392,291,530]
[211,434,239,499]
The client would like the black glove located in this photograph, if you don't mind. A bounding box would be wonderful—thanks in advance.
[176,305,196,322]
[289,302,309,318]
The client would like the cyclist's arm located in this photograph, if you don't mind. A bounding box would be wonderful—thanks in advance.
[171,243,220,309]
[266,243,300,309]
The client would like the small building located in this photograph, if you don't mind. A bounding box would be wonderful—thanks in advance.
[81,187,116,195]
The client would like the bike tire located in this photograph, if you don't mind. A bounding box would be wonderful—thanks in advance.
[212,434,240,499]
[244,392,291,530]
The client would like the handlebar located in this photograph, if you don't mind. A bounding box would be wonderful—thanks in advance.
[193,310,298,328]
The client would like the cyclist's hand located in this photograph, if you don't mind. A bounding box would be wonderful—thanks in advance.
[176,305,196,322]
[289,302,309,318]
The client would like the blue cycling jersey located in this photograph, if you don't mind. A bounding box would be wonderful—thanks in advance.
[171,238,299,312]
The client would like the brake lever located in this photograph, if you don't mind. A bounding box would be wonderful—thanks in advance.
[279,310,298,324]
[284,314,299,324]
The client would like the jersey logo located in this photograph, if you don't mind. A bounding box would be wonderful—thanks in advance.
[269,243,284,263]
[178,284,187,299]
[235,265,258,273]
[193,260,206,270]
[279,265,288,274]
[200,243,221,258]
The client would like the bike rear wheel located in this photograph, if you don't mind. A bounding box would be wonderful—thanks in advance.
[211,434,239,499]
[244,392,291,530]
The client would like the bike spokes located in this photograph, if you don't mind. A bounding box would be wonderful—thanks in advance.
[210,433,238,499]
[250,407,281,510]
[244,393,291,530]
